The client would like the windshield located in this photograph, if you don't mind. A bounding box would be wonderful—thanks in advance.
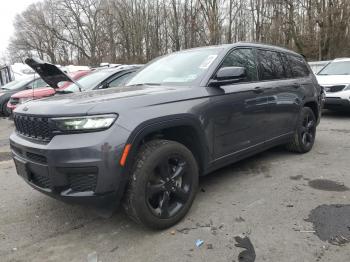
[318,61,350,75]
[126,48,222,86]
[62,70,114,92]
[0,78,31,90]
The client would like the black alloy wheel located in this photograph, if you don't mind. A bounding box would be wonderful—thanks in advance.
[123,139,198,229]
[286,107,317,153]
[146,154,191,219]
[300,110,316,148]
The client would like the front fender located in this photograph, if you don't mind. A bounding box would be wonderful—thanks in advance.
[121,114,210,177]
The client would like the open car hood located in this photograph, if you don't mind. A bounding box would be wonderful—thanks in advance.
[25,58,73,89]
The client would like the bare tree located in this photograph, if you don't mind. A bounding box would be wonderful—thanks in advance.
[7,0,350,64]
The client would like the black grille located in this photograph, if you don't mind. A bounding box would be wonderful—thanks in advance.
[14,114,54,141]
[31,172,51,188]
[324,85,346,93]
[26,152,47,164]
[68,173,97,192]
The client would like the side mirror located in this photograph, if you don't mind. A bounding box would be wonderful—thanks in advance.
[210,66,247,87]
[99,83,108,89]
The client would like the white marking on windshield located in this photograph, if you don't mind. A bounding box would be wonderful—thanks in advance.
[199,55,218,69]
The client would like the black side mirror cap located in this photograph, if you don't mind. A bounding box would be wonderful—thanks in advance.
[209,66,247,87]
[99,83,109,89]
[216,66,246,80]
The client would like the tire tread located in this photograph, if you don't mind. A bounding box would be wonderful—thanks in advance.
[286,107,316,153]
[122,139,173,226]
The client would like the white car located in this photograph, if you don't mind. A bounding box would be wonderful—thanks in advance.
[316,58,350,111]
[308,60,330,74]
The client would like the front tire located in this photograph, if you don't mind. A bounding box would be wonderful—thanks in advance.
[123,139,198,229]
[286,107,316,153]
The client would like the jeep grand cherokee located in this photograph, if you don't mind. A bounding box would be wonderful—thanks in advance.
[10,43,322,229]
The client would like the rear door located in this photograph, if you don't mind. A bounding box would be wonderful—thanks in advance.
[256,49,300,139]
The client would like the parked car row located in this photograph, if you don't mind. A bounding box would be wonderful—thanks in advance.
[316,58,350,111]
[7,70,90,113]
[0,64,141,117]
[0,76,47,116]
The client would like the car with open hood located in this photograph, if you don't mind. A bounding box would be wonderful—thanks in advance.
[7,70,91,113]
[316,58,350,111]
[10,43,322,229]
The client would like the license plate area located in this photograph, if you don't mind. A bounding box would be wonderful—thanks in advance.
[14,157,29,180]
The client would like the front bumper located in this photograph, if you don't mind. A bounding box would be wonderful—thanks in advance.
[10,124,131,206]
[324,97,350,110]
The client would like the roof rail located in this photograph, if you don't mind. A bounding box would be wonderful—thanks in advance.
[333,57,350,61]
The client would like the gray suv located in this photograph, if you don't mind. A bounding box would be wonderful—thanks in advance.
[10,43,322,229]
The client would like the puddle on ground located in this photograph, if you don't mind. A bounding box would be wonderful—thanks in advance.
[0,152,12,162]
[308,179,349,192]
[306,204,350,246]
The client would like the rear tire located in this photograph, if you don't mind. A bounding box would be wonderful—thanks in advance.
[286,107,316,153]
[123,139,198,229]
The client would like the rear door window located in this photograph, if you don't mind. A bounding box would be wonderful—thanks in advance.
[288,55,310,78]
[257,49,286,80]
[280,53,293,78]
[221,48,258,82]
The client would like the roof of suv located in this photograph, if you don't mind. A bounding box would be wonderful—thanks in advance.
[186,42,302,57]
[332,58,350,62]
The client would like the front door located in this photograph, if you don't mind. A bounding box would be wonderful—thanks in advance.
[208,48,270,159]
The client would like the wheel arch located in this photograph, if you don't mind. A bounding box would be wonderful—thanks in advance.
[303,100,320,122]
[122,114,210,177]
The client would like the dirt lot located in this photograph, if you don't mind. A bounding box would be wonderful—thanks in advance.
[0,112,349,262]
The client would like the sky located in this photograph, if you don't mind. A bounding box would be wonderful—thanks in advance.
[0,0,41,56]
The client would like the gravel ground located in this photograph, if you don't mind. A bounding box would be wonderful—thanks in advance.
[0,112,349,262]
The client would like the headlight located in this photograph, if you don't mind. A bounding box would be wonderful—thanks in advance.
[52,114,117,132]
[18,97,33,104]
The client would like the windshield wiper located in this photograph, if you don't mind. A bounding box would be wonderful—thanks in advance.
[129,83,161,86]
[56,90,74,94]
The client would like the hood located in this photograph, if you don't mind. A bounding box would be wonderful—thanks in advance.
[14,84,199,116]
[12,87,55,98]
[25,58,73,88]
[316,74,350,86]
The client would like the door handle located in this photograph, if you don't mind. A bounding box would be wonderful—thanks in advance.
[253,86,264,94]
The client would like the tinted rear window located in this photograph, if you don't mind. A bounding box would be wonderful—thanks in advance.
[257,50,285,80]
[288,55,310,77]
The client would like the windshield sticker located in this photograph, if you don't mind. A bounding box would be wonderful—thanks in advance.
[199,55,218,69]
[163,74,198,83]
